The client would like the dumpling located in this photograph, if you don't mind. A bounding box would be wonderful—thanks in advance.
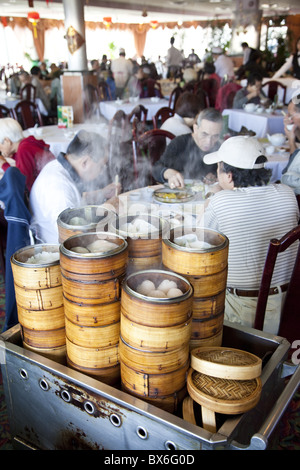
[136,280,155,295]
[167,288,183,298]
[68,216,88,226]
[86,239,117,253]
[148,289,168,298]
[157,279,178,293]
[71,246,90,253]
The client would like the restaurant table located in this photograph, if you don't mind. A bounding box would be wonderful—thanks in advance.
[262,77,300,105]
[0,92,49,116]
[222,108,285,138]
[99,97,169,122]
[23,122,108,157]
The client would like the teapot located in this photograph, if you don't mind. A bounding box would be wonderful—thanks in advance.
[243,103,257,113]
[267,133,286,147]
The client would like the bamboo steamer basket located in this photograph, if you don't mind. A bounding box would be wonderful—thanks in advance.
[162,227,229,348]
[120,269,193,411]
[109,214,169,272]
[60,232,128,385]
[57,205,115,243]
[11,244,66,361]
[187,346,262,432]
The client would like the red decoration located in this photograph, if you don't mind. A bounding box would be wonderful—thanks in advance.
[27,11,40,38]
[103,17,112,28]
[150,20,158,29]
[1,17,8,27]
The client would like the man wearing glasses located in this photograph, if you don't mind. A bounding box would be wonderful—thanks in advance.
[152,108,223,188]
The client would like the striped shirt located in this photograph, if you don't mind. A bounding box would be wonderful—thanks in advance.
[200,183,299,289]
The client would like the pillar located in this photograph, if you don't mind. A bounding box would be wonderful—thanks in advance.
[62,0,87,71]
[230,0,262,55]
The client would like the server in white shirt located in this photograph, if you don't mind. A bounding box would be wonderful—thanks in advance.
[273,37,300,79]
[211,47,235,80]
[199,136,299,334]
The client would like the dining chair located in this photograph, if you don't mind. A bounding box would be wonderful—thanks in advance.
[12,100,44,129]
[262,80,287,105]
[168,86,183,110]
[198,78,220,108]
[254,225,300,346]
[0,104,14,118]
[193,86,210,108]
[128,105,148,140]
[20,84,36,102]
[140,78,163,98]
[215,82,242,112]
[152,106,175,129]
[132,129,175,184]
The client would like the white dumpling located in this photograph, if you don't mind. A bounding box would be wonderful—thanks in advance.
[167,288,183,298]
[148,289,168,298]
[136,280,155,295]
[157,279,177,293]
[71,246,90,253]
[68,216,88,226]
[132,218,157,234]
[86,239,117,253]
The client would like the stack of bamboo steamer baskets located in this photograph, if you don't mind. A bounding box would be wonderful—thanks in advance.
[186,346,262,432]
[59,231,128,385]
[11,244,66,363]
[119,269,193,413]
[57,205,115,243]
[109,214,169,272]
[162,227,229,350]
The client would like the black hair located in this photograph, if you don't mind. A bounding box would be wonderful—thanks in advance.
[67,131,105,162]
[247,72,263,85]
[203,62,216,74]
[175,91,204,117]
[219,156,272,187]
[30,66,41,76]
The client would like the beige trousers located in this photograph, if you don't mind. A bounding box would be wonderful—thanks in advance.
[225,290,287,335]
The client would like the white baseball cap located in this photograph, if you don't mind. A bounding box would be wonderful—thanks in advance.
[203,136,266,169]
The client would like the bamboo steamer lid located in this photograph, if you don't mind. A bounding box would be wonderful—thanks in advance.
[187,368,262,415]
[190,347,262,380]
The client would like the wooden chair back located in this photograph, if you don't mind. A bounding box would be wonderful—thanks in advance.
[0,104,13,118]
[254,225,300,346]
[20,84,36,102]
[168,86,183,110]
[12,100,44,129]
[262,80,287,104]
[152,106,175,128]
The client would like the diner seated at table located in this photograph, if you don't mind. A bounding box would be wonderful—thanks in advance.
[0,117,55,191]
[199,136,299,334]
[49,69,63,109]
[281,96,300,194]
[233,73,270,109]
[273,37,300,80]
[161,91,205,137]
[29,130,121,244]
[19,69,51,115]
[152,107,223,188]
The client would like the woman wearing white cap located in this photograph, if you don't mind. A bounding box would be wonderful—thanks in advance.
[199,136,299,334]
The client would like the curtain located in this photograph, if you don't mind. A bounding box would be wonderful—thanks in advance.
[129,23,150,58]
[30,22,45,62]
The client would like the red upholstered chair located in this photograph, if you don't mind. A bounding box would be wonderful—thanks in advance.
[12,100,44,129]
[132,129,175,184]
[20,84,36,102]
[254,225,300,347]
[262,80,287,104]
[215,82,242,112]
[152,106,175,129]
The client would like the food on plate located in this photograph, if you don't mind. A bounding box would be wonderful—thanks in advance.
[157,279,178,293]
[25,251,59,264]
[136,279,156,295]
[70,246,90,253]
[86,239,118,253]
[166,287,184,298]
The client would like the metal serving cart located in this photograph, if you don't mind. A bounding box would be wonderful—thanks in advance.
[0,320,299,450]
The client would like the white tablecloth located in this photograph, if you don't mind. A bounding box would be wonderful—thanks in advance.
[0,93,49,116]
[222,108,285,138]
[23,122,108,157]
[99,97,169,122]
[262,77,300,105]
[265,151,289,182]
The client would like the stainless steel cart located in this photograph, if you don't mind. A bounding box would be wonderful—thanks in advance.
[0,320,299,450]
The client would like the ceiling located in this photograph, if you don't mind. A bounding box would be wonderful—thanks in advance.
[0,0,299,24]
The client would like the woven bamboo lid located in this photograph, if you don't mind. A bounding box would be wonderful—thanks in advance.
[187,368,262,415]
[190,347,262,380]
